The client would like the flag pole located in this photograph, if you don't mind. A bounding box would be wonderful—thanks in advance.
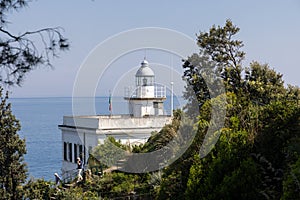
[109,90,112,116]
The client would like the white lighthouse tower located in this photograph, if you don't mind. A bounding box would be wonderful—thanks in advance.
[125,59,166,117]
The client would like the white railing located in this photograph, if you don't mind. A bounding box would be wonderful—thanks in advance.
[124,84,166,98]
[155,85,166,98]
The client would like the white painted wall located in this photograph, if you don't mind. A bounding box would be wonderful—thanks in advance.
[136,86,154,98]
[59,115,172,172]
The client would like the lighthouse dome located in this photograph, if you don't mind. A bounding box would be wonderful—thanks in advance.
[135,59,154,77]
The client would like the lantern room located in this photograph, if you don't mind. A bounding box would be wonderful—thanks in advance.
[124,59,166,117]
[135,60,155,98]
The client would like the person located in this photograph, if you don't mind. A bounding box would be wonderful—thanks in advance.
[54,173,62,189]
[76,157,83,183]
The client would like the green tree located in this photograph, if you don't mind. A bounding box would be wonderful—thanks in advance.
[158,20,247,199]
[184,91,257,199]
[0,88,26,199]
[0,1,69,199]
[182,19,245,120]
[196,19,245,94]
[182,53,214,111]
[252,101,300,199]
[0,0,69,86]
[91,136,128,168]
[183,83,300,200]
[141,110,182,153]
[245,62,286,105]
[161,19,300,200]
[23,178,56,200]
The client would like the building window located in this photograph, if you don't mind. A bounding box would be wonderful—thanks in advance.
[74,144,77,163]
[79,145,83,160]
[68,143,72,163]
[64,142,67,161]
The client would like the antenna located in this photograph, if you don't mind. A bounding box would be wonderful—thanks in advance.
[144,49,147,60]
[171,55,174,117]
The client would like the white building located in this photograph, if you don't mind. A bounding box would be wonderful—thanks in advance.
[58,59,172,173]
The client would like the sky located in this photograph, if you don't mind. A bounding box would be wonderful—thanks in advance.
[7,0,300,98]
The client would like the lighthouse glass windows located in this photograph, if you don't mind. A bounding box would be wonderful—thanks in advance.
[136,76,154,86]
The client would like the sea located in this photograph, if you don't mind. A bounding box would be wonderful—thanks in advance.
[8,96,182,181]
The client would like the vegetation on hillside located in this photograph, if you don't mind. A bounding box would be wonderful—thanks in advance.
[0,88,27,199]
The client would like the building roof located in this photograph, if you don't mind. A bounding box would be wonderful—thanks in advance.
[135,59,155,77]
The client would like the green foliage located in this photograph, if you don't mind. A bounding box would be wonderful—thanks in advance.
[0,0,69,86]
[141,110,182,153]
[254,101,299,167]
[160,19,300,199]
[185,107,258,199]
[182,53,215,111]
[23,178,56,200]
[157,170,184,200]
[55,186,99,200]
[282,157,300,200]
[91,136,128,168]
[82,171,153,199]
[197,19,245,68]
[197,19,245,94]
[0,88,27,199]
[186,157,262,200]
[245,62,286,105]
[183,91,299,199]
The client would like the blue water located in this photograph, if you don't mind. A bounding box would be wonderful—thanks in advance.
[9,97,71,181]
[8,96,182,181]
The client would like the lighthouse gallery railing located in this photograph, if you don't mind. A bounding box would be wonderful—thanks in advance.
[124,84,166,98]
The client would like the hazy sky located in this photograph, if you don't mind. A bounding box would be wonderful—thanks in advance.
[7,0,300,97]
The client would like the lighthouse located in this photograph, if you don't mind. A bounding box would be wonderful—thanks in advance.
[125,59,166,117]
[59,58,172,173]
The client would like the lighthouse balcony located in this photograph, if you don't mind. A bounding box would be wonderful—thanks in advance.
[124,84,166,99]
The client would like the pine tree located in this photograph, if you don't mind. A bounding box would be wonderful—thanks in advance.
[0,0,69,86]
[0,87,27,200]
